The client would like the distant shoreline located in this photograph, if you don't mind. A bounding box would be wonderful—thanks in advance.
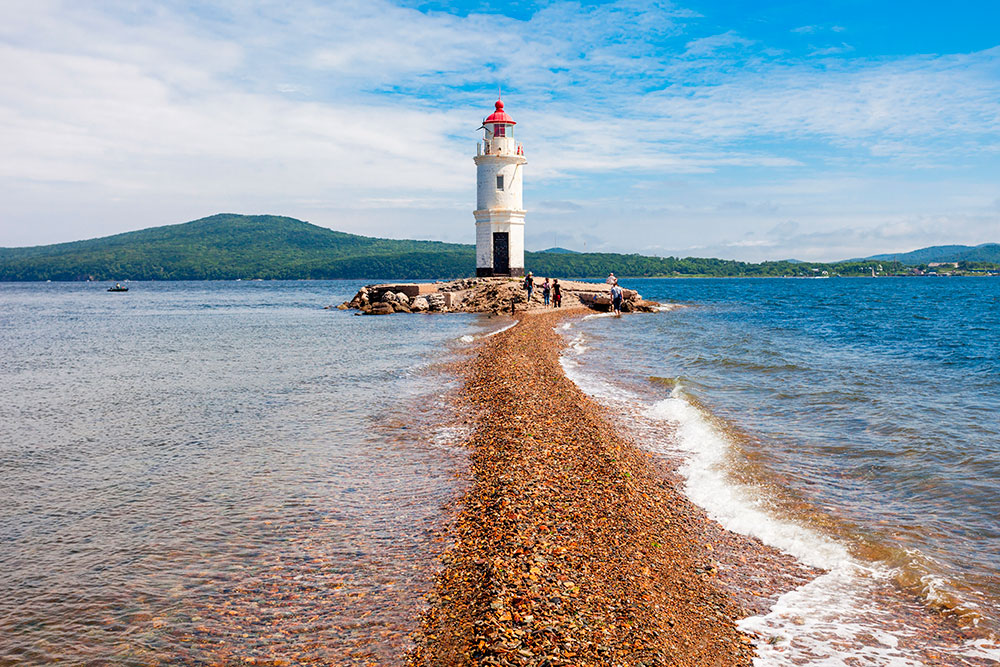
[3,273,999,285]
[3,215,995,281]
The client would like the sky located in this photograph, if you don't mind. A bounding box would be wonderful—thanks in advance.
[1,0,998,261]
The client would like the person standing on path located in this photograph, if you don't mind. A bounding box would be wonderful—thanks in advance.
[524,272,534,303]
[610,283,623,317]
[542,278,551,307]
[552,279,562,308]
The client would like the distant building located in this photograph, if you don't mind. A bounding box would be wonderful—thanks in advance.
[474,95,526,277]
[928,262,959,268]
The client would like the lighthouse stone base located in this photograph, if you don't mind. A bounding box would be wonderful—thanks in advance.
[476,268,525,278]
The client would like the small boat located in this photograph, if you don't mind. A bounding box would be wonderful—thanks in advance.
[108,283,129,292]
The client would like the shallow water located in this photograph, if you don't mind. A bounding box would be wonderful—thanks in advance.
[0,281,496,665]
[560,277,1000,665]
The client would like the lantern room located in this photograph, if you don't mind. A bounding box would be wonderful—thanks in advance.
[478,98,523,158]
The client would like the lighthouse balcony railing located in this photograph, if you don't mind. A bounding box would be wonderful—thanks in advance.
[478,142,525,156]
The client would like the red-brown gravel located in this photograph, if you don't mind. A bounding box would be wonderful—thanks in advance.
[407,309,767,666]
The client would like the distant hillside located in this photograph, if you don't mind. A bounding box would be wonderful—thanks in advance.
[3,214,993,280]
[537,247,580,254]
[0,214,474,281]
[0,214,778,280]
[860,243,1000,264]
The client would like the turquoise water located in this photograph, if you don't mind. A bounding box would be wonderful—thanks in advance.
[561,277,1000,664]
[0,281,499,665]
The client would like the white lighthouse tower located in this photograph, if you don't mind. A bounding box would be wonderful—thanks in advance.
[474,95,526,277]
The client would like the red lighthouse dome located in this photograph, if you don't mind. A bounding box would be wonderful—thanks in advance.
[484,98,516,125]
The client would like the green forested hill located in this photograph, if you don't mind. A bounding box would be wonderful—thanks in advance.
[0,214,995,280]
[863,243,1000,264]
[0,214,474,280]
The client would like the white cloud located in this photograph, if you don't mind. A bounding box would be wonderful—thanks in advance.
[809,42,855,57]
[0,0,998,260]
[683,31,754,57]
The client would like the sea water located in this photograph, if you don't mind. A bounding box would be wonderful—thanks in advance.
[0,281,504,665]
[5,278,999,665]
[560,277,1000,665]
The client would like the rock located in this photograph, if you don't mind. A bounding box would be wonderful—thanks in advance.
[632,299,660,313]
[365,302,394,315]
[336,303,349,310]
[340,277,660,315]
[392,302,412,313]
[427,293,447,311]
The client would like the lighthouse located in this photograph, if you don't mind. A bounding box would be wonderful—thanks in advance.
[474,95,526,277]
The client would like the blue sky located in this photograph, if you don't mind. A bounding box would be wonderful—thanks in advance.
[1,0,998,261]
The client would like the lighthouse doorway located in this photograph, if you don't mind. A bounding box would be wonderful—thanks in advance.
[492,232,509,275]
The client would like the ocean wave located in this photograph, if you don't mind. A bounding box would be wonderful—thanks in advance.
[654,303,683,312]
[644,388,849,570]
[558,348,1000,663]
[738,567,927,667]
[484,320,518,338]
[457,320,517,344]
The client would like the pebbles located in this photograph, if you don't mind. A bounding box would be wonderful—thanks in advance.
[407,309,757,666]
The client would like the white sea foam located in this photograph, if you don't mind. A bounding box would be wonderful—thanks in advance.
[582,312,615,320]
[484,320,517,337]
[567,332,589,355]
[458,320,517,343]
[644,389,848,570]
[431,424,472,448]
[956,639,1000,661]
[739,568,927,666]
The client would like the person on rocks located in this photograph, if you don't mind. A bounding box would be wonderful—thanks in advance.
[524,272,534,302]
[542,278,551,307]
[552,279,562,308]
[610,282,623,317]
[606,272,618,286]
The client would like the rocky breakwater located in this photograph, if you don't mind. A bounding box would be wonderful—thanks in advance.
[338,277,660,315]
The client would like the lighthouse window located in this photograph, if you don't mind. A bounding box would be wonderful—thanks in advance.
[496,175,504,190]
[494,124,505,137]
